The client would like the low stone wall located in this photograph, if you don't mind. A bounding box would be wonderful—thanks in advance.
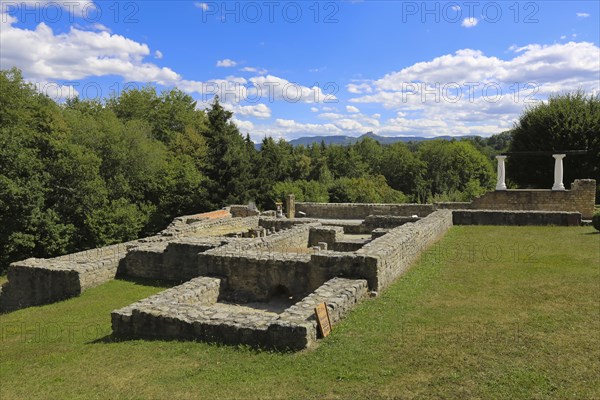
[161,215,259,237]
[307,214,450,291]
[0,256,121,311]
[192,222,378,303]
[0,263,81,312]
[452,210,582,226]
[119,238,229,282]
[470,179,596,219]
[295,202,435,219]
[321,219,368,234]
[258,217,318,232]
[308,226,344,248]
[199,252,314,302]
[162,238,228,281]
[111,276,222,337]
[308,252,379,291]
[112,276,368,351]
[0,216,258,313]
[122,224,318,302]
[333,239,369,252]
[371,228,389,240]
[209,223,317,255]
[162,210,232,231]
[51,241,134,263]
[362,215,421,230]
[434,202,472,210]
[0,237,152,313]
[118,243,168,280]
[272,277,368,349]
[114,301,279,347]
[278,277,368,328]
[357,210,454,292]
[228,205,260,218]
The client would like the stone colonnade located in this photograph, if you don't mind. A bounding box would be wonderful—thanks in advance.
[495,154,566,191]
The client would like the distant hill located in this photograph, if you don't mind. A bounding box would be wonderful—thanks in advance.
[252,131,484,149]
[285,132,477,147]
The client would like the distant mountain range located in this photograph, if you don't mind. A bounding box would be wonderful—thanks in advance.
[253,132,481,149]
[285,132,476,147]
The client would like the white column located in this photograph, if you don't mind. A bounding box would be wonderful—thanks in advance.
[496,155,507,190]
[552,154,566,190]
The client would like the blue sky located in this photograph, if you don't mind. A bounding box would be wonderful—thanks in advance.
[1,1,599,141]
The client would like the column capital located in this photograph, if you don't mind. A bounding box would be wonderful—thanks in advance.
[552,154,566,159]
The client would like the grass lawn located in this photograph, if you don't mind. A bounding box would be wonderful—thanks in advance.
[1,226,598,399]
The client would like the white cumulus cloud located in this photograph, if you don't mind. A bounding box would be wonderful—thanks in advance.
[91,23,111,33]
[347,82,373,94]
[0,16,180,84]
[232,118,254,132]
[462,17,479,28]
[240,66,268,74]
[194,2,210,11]
[31,80,80,102]
[223,103,272,119]
[249,75,337,104]
[318,110,379,130]
[274,119,342,136]
[347,42,599,137]
[216,59,237,67]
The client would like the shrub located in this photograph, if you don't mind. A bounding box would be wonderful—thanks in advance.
[592,210,600,231]
[271,180,330,205]
[328,175,407,204]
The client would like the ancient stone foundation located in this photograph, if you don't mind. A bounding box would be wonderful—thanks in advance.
[0,202,455,350]
[470,179,595,219]
[0,241,134,313]
[112,277,368,351]
[1,184,595,350]
[453,210,582,226]
[0,215,258,312]
[109,210,453,350]
[295,202,435,219]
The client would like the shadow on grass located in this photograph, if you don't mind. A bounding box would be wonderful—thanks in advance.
[87,333,288,354]
[89,333,231,345]
[115,276,181,288]
[88,333,135,344]
[88,331,230,345]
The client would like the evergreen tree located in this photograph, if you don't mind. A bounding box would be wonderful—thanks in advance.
[203,97,251,207]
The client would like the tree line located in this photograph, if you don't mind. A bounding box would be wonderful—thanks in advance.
[1,67,598,271]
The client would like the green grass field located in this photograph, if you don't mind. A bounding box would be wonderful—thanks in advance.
[1,226,598,400]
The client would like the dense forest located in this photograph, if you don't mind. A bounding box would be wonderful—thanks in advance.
[3,67,597,272]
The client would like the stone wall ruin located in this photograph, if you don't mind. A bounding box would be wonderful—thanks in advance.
[1,181,595,350]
